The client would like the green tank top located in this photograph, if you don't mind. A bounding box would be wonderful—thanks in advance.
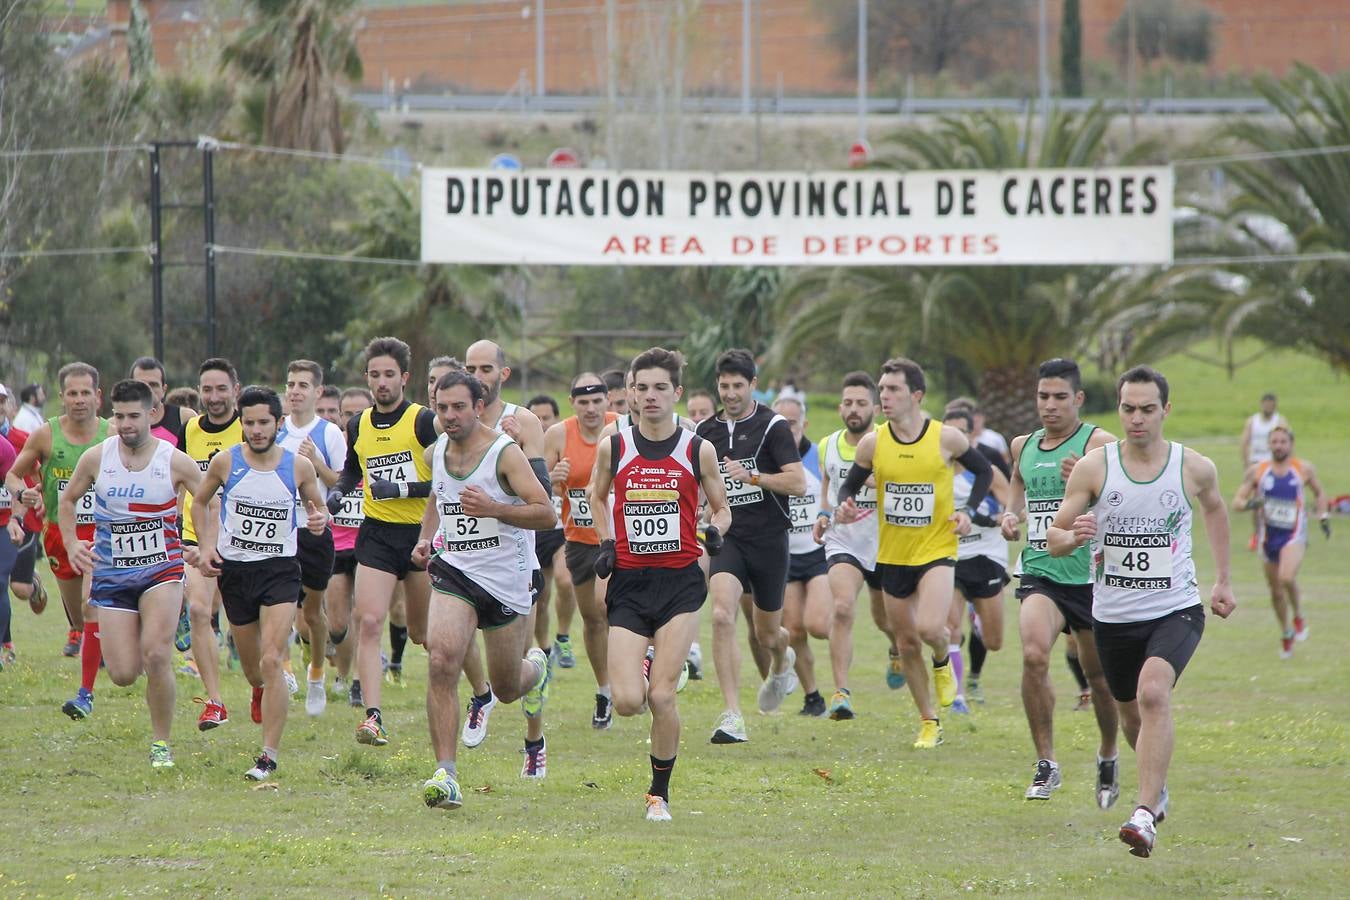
[43,416,110,522]
[1018,421,1095,584]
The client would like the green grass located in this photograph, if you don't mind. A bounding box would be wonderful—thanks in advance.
[3,345,1349,896]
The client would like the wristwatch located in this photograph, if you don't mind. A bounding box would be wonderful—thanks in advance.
[750,474,760,487]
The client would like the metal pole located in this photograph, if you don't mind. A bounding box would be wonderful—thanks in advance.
[202,144,217,358]
[754,0,762,165]
[741,0,751,115]
[1127,0,1138,144]
[535,0,545,98]
[857,0,868,141]
[1037,0,1050,123]
[148,143,165,362]
[606,0,617,164]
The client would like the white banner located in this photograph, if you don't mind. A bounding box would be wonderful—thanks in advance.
[420,166,1172,266]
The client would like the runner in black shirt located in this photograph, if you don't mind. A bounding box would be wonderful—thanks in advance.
[695,349,805,744]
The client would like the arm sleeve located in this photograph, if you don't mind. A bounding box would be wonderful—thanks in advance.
[334,415,363,495]
[836,462,872,504]
[529,457,551,495]
[956,445,994,511]
[414,408,438,447]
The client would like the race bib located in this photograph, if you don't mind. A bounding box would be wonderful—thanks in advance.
[788,492,817,534]
[836,466,877,509]
[332,489,365,529]
[551,493,564,521]
[883,482,934,527]
[1263,497,1298,530]
[1026,498,1059,550]
[226,501,290,553]
[567,488,593,528]
[58,478,97,525]
[1102,533,1174,590]
[0,484,10,511]
[720,459,763,506]
[109,519,169,568]
[367,450,414,485]
[438,501,501,552]
[623,500,680,554]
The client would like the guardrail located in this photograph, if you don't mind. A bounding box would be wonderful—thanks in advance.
[353,92,1275,116]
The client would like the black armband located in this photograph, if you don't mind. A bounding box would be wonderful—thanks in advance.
[529,457,552,495]
[836,462,873,505]
[955,445,994,511]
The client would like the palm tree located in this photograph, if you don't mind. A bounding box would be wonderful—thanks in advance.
[770,106,1164,436]
[221,0,363,153]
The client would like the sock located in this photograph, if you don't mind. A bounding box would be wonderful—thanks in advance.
[598,684,611,699]
[389,623,408,666]
[932,651,950,670]
[556,633,569,644]
[948,643,964,694]
[80,622,101,693]
[475,686,492,704]
[365,706,381,724]
[436,759,457,779]
[649,754,676,801]
[1066,651,1089,692]
[262,746,278,764]
[969,630,987,678]
[804,690,822,703]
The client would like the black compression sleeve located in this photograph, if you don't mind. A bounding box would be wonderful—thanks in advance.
[836,462,872,504]
[529,457,551,495]
[405,481,431,498]
[414,408,438,447]
[956,445,994,511]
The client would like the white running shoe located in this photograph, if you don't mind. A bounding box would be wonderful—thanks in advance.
[1024,759,1062,800]
[710,710,748,744]
[645,794,672,822]
[461,690,497,748]
[756,647,798,713]
[1119,806,1157,857]
[283,669,299,697]
[305,679,327,717]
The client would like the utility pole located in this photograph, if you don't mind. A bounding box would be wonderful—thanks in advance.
[148,144,164,361]
[857,0,868,141]
[606,0,617,165]
[741,0,751,116]
[1127,0,1138,144]
[535,0,545,98]
[1037,0,1050,125]
[202,142,217,358]
[753,0,762,165]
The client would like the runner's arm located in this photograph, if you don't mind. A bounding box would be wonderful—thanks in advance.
[190,452,230,554]
[1001,434,1029,538]
[295,456,330,534]
[1302,462,1329,519]
[1231,464,1261,511]
[168,449,203,499]
[698,439,731,539]
[3,422,49,502]
[332,416,364,497]
[1046,448,1106,557]
[1239,417,1252,469]
[491,444,557,531]
[1187,450,1236,617]
[835,432,876,504]
[589,436,616,543]
[943,423,993,517]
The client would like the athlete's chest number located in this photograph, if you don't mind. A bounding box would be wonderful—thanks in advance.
[788,493,817,532]
[439,501,501,550]
[624,501,680,554]
[720,459,763,506]
[1263,497,1298,529]
[333,490,365,528]
[883,482,934,526]
[567,488,593,528]
[1102,533,1174,588]
[58,479,97,524]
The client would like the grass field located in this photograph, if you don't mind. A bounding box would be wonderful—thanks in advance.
[2,345,1348,897]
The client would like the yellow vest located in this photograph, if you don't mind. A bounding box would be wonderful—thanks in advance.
[353,404,433,525]
[875,418,956,566]
[182,413,242,543]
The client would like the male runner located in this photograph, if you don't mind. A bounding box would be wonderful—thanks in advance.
[6,362,108,716]
[193,386,329,781]
[1,388,48,658]
[178,358,243,729]
[1050,365,1236,858]
[684,389,715,425]
[1001,357,1120,804]
[316,386,342,425]
[1232,425,1329,657]
[590,347,731,821]
[427,356,462,403]
[601,369,628,417]
[129,357,192,449]
[813,371,902,720]
[835,357,993,749]
[526,393,575,669]
[544,373,619,728]
[58,379,200,767]
[697,349,805,743]
[415,371,555,809]
[328,337,438,747]
[278,359,347,714]
[773,395,832,718]
[328,387,373,703]
[1238,393,1288,550]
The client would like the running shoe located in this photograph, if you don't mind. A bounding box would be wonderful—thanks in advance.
[756,647,798,713]
[424,767,462,810]
[244,754,277,782]
[520,739,547,779]
[950,696,973,725]
[1,644,14,667]
[676,659,690,693]
[174,603,191,652]
[62,688,93,720]
[686,644,703,680]
[462,690,497,748]
[521,648,550,719]
[331,675,348,699]
[195,697,228,731]
[967,676,984,704]
[645,794,672,822]
[177,656,200,678]
[385,663,404,687]
[827,689,854,720]
[62,629,81,658]
[226,633,240,671]
[356,713,388,746]
[1294,616,1309,642]
[348,679,364,708]
[305,679,327,717]
[1096,756,1121,810]
[799,692,827,718]
[251,686,264,724]
[283,669,299,697]
[150,740,174,769]
[592,692,613,730]
[913,718,943,750]
[886,650,906,689]
[1025,759,1062,800]
[555,635,576,669]
[1073,689,1092,712]
[1119,806,1157,858]
[27,578,47,615]
[932,656,956,708]
[1280,632,1295,660]
[1155,785,1169,823]
[710,710,748,744]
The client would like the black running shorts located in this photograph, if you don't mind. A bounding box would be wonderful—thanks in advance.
[1016,572,1094,633]
[955,555,1010,601]
[1093,605,1205,703]
[710,531,790,612]
[606,562,706,638]
[565,540,601,586]
[355,519,424,581]
[535,528,564,570]
[826,552,882,591]
[296,526,335,595]
[787,546,829,584]
[428,556,519,631]
[219,557,301,627]
[877,558,955,600]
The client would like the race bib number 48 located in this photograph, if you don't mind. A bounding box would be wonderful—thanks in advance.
[883,482,934,527]
[1102,532,1173,590]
